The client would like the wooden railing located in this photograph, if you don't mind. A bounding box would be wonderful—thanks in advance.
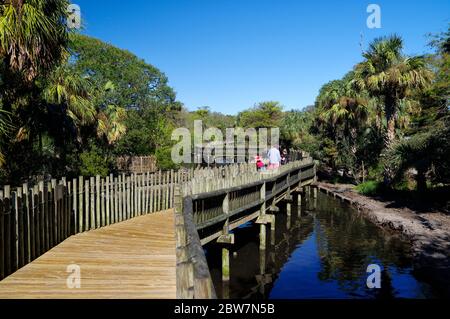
[175,158,316,298]
[175,190,217,299]
[181,159,315,229]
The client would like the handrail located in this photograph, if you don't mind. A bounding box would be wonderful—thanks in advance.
[175,188,216,299]
[190,161,314,200]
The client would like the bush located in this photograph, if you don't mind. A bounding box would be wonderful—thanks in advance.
[355,180,382,196]
[155,146,180,171]
[79,143,114,177]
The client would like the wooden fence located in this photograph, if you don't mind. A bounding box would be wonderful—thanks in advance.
[0,169,196,280]
[116,156,158,173]
[0,162,277,281]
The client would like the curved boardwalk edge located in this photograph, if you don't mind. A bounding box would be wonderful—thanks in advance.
[175,188,216,299]
[174,159,316,299]
[0,210,176,299]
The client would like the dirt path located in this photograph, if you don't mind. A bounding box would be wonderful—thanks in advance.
[317,182,450,297]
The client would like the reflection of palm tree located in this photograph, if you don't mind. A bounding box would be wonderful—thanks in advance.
[376,266,395,299]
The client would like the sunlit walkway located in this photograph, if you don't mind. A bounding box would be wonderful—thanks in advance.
[0,210,176,299]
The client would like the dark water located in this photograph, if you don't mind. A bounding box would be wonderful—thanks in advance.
[205,192,439,299]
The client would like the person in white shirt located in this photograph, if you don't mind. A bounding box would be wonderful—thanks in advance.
[267,145,281,170]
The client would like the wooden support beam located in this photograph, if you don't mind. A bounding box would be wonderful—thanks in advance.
[255,214,275,225]
[217,233,235,245]
[269,205,280,213]
[222,247,230,283]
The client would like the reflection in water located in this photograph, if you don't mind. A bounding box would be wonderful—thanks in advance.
[205,192,439,299]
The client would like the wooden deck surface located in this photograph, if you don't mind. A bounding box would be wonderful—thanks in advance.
[0,210,176,299]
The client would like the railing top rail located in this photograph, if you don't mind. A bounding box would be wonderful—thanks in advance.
[182,158,314,199]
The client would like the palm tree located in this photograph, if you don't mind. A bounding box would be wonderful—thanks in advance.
[0,107,13,166]
[317,74,370,165]
[1,0,71,168]
[96,82,127,146]
[0,0,69,83]
[42,65,96,127]
[353,35,434,184]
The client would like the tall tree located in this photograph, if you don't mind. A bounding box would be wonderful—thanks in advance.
[318,73,370,156]
[353,35,434,184]
[0,0,69,91]
[237,101,283,129]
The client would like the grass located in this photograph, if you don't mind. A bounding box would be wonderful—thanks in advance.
[355,180,383,196]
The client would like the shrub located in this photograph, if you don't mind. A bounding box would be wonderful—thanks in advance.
[79,143,113,177]
[155,146,180,171]
[355,180,382,196]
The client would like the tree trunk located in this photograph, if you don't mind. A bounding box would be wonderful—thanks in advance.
[383,98,397,186]
[385,105,396,149]
[416,166,427,193]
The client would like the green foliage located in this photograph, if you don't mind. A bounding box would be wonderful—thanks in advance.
[0,0,69,83]
[0,12,183,183]
[386,116,450,189]
[79,142,113,177]
[156,146,180,171]
[237,101,283,128]
[355,181,382,196]
[69,34,181,112]
[311,30,449,190]
[353,35,434,184]
[0,2,447,194]
[281,107,320,153]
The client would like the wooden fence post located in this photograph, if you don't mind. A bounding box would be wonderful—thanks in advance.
[96,175,101,228]
[23,184,31,264]
[90,177,95,230]
[0,190,4,279]
[78,176,84,233]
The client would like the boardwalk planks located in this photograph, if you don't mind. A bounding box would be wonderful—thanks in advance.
[0,210,176,299]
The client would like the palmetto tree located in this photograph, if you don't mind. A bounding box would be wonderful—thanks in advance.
[97,104,126,145]
[42,65,96,127]
[0,106,13,166]
[0,0,69,83]
[353,35,434,184]
[96,82,127,146]
[317,74,370,158]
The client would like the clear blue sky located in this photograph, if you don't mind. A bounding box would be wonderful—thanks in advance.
[75,0,449,114]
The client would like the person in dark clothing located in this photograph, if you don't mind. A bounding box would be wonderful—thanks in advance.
[281,149,288,165]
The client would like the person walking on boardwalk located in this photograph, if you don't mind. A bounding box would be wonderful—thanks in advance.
[255,155,266,171]
[281,149,288,165]
[267,145,281,170]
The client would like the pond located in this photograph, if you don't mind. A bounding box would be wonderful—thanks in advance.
[205,191,440,299]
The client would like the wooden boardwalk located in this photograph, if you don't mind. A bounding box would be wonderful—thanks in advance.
[0,210,176,299]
